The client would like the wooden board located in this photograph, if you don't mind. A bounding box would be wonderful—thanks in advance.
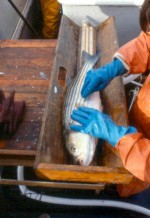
[0,39,57,166]
[35,15,133,184]
[96,17,129,168]
[36,16,80,165]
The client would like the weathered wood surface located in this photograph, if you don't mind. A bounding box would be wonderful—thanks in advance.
[0,39,57,166]
[36,16,80,165]
[96,17,128,167]
[36,164,133,184]
[35,15,133,184]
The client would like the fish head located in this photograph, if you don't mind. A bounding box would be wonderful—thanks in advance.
[66,131,97,166]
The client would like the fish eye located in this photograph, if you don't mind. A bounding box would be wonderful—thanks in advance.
[70,144,76,153]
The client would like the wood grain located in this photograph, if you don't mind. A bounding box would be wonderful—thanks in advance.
[96,17,128,167]
[36,163,133,184]
[36,15,80,165]
[35,16,133,184]
[0,40,57,48]
[0,39,57,166]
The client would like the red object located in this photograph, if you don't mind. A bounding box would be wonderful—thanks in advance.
[0,89,25,137]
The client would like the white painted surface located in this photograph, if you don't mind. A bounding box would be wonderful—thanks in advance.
[59,2,142,46]
[59,0,144,6]
[0,0,31,39]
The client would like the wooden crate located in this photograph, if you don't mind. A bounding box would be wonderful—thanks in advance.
[35,15,133,185]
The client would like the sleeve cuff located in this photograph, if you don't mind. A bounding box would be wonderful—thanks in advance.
[113,53,130,76]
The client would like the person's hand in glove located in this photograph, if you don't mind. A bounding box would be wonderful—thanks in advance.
[81,58,127,98]
[70,107,137,146]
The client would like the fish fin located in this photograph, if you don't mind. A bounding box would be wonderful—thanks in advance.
[82,50,100,66]
[82,16,99,28]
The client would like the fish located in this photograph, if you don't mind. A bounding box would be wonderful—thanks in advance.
[62,52,103,166]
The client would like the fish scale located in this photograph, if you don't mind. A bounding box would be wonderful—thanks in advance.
[62,52,102,166]
[63,53,99,128]
[62,20,102,166]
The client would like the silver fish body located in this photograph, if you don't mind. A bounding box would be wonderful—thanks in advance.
[63,52,102,166]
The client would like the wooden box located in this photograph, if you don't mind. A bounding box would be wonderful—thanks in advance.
[35,15,133,187]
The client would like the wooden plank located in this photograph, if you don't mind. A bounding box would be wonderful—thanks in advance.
[0,80,49,93]
[35,164,133,184]
[35,16,133,184]
[0,39,56,162]
[0,47,55,81]
[0,155,34,166]
[0,122,41,151]
[96,17,128,166]
[97,17,128,125]
[0,150,36,155]
[22,107,44,122]
[0,40,57,48]
[5,92,47,106]
[0,47,55,59]
[0,140,37,152]
[36,15,80,165]
[0,66,51,80]
[0,57,53,69]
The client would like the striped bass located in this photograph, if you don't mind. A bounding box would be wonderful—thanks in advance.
[63,52,103,166]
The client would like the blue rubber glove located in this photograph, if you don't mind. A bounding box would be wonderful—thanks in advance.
[81,58,127,98]
[70,107,137,147]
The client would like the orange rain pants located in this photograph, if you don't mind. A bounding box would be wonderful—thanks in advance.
[114,31,150,197]
[40,0,61,38]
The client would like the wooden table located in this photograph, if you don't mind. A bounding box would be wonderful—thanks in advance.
[0,39,56,167]
[35,16,133,186]
[0,16,133,189]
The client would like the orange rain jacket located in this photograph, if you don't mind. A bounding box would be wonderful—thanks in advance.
[114,31,150,197]
[40,0,61,38]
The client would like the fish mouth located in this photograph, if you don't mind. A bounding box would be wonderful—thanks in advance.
[66,134,95,166]
[76,156,91,166]
[67,143,91,166]
[77,146,95,166]
[78,159,88,166]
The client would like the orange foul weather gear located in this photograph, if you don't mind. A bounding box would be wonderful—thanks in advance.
[40,0,61,39]
[114,31,150,197]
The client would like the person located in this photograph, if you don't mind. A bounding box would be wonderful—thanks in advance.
[40,0,61,39]
[70,0,150,197]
